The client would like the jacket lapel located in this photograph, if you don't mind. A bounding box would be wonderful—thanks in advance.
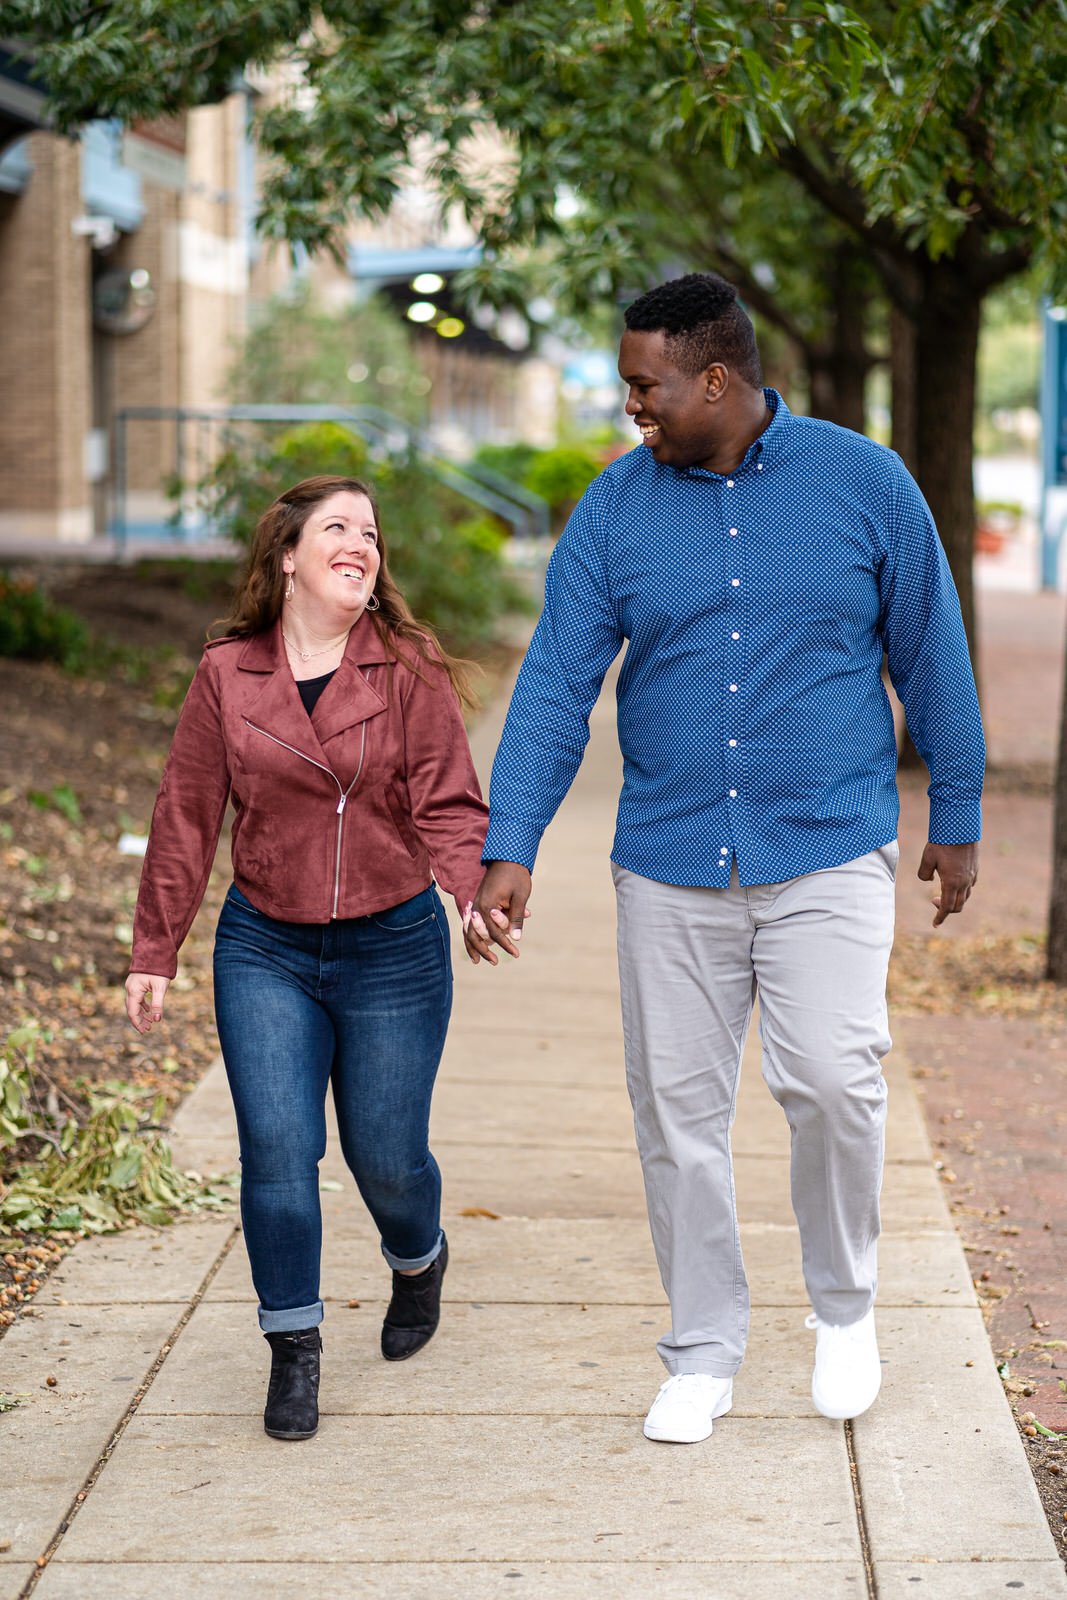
[312,615,391,746]
[238,617,390,783]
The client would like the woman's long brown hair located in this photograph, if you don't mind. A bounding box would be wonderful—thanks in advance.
[214,475,476,707]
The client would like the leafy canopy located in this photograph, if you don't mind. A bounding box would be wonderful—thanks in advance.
[11,2,1067,292]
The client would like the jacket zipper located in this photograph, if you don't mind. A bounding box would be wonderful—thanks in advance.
[243,720,368,918]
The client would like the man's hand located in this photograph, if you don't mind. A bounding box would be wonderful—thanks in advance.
[463,861,532,966]
[917,842,979,927]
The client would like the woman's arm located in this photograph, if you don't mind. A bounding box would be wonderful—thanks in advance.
[129,650,232,981]
[397,657,489,914]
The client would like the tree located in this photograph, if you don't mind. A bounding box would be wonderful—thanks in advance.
[14,1,1067,671]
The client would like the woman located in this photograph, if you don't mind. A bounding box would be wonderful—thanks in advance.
[125,475,488,1442]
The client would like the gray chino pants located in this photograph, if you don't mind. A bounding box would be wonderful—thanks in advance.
[613,844,898,1376]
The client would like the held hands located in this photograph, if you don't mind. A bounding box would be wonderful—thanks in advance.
[124,973,171,1033]
[463,862,532,965]
[917,841,979,927]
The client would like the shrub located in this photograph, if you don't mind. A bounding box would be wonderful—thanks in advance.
[0,574,88,670]
[200,422,370,546]
[472,441,540,483]
[522,446,601,531]
[197,426,528,657]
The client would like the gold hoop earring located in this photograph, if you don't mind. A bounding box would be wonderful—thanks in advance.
[284,573,295,601]
[365,593,380,612]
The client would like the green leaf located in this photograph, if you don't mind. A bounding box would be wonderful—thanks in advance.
[625,0,648,40]
[720,106,741,169]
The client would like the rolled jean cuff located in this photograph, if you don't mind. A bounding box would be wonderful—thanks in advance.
[258,1298,323,1333]
[381,1229,443,1273]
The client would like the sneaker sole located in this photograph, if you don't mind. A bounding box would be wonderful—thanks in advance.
[643,1398,732,1444]
[812,1383,881,1421]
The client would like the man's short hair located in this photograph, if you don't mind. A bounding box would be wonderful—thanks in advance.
[624,273,763,388]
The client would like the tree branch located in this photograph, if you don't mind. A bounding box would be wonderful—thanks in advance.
[971,240,1034,292]
[778,143,907,261]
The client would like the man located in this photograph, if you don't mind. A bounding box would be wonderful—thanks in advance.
[465,272,983,1444]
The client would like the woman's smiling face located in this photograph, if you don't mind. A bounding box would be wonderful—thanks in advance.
[283,490,381,625]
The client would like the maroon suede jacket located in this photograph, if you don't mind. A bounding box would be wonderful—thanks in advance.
[131,614,489,978]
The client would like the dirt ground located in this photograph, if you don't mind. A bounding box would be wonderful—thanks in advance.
[0,565,1065,1556]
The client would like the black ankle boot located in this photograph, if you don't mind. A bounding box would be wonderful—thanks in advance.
[263,1327,322,1440]
[381,1235,448,1361]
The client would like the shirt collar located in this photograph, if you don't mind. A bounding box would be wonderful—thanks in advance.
[680,386,791,479]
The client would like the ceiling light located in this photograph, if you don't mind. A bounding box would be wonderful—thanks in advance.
[406,301,438,323]
[412,273,445,293]
[436,317,465,339]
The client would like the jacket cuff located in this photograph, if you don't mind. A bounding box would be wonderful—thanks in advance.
[129,943,179,981]
[482,816,544,873]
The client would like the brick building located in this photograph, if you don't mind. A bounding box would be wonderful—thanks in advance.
[0,53,559,549]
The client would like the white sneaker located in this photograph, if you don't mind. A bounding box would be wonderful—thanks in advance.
[643,1373,734,1443]
[806,1309,882,1420]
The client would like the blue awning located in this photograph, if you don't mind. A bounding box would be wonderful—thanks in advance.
[0,136,31,194]
[81,119,144,231]
[347,244,483,283]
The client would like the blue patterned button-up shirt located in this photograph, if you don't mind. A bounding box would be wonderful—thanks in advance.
[483,390,984,888]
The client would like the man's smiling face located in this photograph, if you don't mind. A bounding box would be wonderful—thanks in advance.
[619,328,722,471]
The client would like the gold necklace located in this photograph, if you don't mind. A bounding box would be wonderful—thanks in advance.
[282,629,350,663]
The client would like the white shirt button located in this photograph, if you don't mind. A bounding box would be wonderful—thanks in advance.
[728,739,737,748]
[729,788,737,798]
[756,463,763,471]
[720,847,728,856]
[726,479,735,488]
[731,631,740,640]
[731,578,740,587]
[729,527,738,536]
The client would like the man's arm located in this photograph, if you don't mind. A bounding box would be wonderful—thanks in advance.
[879,460,985,924]
[468,479,623,964]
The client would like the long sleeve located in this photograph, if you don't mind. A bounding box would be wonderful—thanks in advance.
[399,659,489,912]
[130,653,232,977]
[879,461,985,843]
[482,479,624,869]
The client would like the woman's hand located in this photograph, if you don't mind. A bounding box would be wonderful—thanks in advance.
[125,973,171,1033]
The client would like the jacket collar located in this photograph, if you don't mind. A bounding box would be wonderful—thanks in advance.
[238,614,390,772]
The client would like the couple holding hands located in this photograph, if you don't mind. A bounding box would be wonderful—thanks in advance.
[126,274,983,1447]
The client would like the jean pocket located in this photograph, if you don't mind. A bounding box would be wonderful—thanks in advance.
[370,887,436,932]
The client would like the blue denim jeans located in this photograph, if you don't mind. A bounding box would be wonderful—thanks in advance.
[213,882,452,1333]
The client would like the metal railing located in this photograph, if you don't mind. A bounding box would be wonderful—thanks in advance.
[111,404,550,548]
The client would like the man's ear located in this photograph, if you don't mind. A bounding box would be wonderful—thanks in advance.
[705,362,729,401]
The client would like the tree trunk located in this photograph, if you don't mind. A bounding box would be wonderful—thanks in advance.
[911,262,981,687]
[1048,633,1067,981]
[889,303,918,473]
[806,245,869,432]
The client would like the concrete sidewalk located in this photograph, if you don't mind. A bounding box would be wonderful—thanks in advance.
[3,671,1066,1599]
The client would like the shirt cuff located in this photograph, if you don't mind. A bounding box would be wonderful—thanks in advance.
[927,795,983,845]
[482,816,545,873]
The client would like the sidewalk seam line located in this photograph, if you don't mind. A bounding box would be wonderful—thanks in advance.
[845,1418,878,1600]
[18,1221,241,1597]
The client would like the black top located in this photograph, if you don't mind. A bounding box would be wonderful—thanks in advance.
[296,670,335,717]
